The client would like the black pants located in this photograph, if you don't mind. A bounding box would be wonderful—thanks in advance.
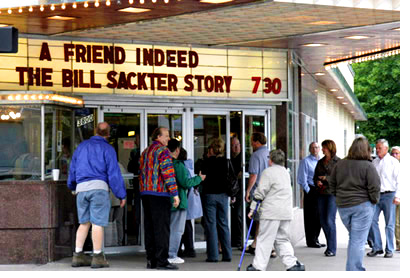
[141,195,171,266]
[180,220,194,252]
[303,186,322,245]
[230,189,243,247]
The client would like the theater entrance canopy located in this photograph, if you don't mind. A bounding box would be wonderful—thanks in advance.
[0,0,400,119]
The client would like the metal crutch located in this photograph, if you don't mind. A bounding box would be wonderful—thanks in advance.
[237,200,261,271]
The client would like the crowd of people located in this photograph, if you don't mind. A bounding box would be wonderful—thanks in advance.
[66,121,400,271]
[298,138,400,271]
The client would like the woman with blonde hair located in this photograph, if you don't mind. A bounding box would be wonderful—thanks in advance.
[201,138,233,262]
[329,137,380,271]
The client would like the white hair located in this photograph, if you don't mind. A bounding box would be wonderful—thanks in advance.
[376,139,389,148]
[391,146,400,151]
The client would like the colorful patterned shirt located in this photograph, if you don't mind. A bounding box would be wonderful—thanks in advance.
[139,140,178,197]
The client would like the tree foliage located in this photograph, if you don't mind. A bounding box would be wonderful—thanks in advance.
[352,55,400,147]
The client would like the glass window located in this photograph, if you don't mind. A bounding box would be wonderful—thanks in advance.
[0,105,41,180]
[44,106,74,180]
[147,114,182,144]
[74,108,97,148]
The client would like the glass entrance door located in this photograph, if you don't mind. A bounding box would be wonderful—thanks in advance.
[191,111,229,244]
[102,110,142,250]
[229,110,269,248]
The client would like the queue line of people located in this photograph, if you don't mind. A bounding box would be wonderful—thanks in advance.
[66,121,399,272]
[299,137,400,271]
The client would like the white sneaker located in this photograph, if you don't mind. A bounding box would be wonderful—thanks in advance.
[168,257,185,264]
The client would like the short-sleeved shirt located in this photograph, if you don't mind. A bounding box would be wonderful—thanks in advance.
[248,145,269,187]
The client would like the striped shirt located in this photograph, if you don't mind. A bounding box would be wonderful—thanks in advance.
[139,140,178,197]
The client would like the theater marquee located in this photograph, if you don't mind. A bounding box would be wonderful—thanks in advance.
[0,38,289,100]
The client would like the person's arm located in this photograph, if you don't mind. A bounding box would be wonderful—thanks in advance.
[367,163,381,204]
[297,159,309,193]
[67,150,77,191]
[174,161,204,189]
[392,158,400,203]
[106,148,127,200]
[158,149,178,197]
[249,170,270,217]
[328,163,337,196]
[246,174,257,202]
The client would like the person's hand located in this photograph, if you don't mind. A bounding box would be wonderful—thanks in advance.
[318,176,326,181]
[317,181,323,188]
[173,196,180,208]
[231,197,236,204]
[393,197,400,205]
[245,190,251,202]
[199,171,206,181]
[120,199,126,208]
[248,209,254,219]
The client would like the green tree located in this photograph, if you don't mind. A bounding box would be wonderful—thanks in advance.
[352,55,400,147]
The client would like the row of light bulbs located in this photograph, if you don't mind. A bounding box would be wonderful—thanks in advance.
[1,111,21,120]
[325,49,400,69]
[6,94,83,106]
[1,0,171,14]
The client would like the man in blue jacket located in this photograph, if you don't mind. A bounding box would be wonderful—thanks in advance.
[68,122,126,268]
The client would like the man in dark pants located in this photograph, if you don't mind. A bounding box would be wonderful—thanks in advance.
[297,142,325,248]
[230,136,243,249]
[139,127,180,270]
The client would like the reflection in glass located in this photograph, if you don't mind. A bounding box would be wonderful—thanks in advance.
[147,114,182,144]
[0,105,41,180]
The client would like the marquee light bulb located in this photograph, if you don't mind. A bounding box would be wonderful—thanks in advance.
[62,3,66,9]
[40,5,44,11]
[8,8,12,14]
[19,7,23,13]
[51,4,55,11]
[73,3,77,8]
[84,2,89,8]
[29,6,33,12]
[106,0,111,6]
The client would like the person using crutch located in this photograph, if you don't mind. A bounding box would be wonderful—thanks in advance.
[246,149,305,271]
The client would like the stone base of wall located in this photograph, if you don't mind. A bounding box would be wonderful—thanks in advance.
[0,181,77,264]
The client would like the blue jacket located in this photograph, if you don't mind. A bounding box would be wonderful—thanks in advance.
[67,136,126,200]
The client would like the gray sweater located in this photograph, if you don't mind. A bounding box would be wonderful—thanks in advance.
[328,159,380,208]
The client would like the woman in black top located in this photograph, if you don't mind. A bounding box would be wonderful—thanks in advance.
[201,138,232,262]
[313,139,340,257]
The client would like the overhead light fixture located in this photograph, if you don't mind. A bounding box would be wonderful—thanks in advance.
[314,72,325,76]
[302,43,326,47]
[344,35,370,40]
[336,96,344,99]
[342,102,348,105]
[308,21,337,25]
[392,27,400,31]
[330,89,338,92]
[324,46,400,69]
[200,0,233,3]
[0,24,8,27]
[48,15,77,20]
[118,7,151,13]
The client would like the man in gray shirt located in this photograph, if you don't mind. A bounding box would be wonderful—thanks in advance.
[245,132,270,255]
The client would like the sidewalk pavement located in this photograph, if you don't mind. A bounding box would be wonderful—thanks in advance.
[0,214,400,271]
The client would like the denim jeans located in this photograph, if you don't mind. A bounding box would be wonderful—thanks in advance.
[338,201,375,271]
[169,209,187,258]
[368,192,396,253]
[203,193,232,261]
[317,194,337,254]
